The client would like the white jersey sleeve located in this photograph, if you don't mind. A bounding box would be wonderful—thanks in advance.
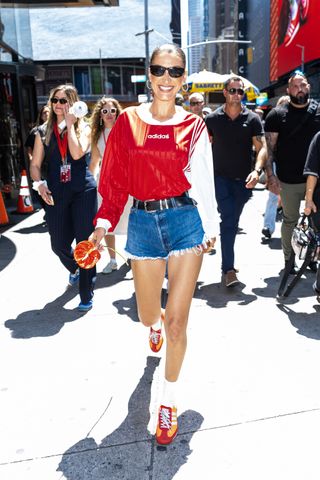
[187,124,219,240]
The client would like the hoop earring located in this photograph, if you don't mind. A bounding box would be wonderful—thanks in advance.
[146,79,152,90]
[181,83,189,93]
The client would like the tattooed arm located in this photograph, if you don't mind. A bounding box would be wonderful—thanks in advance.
[265,131,281,195]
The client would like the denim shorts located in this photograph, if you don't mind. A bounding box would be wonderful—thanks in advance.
[125,203,205,260]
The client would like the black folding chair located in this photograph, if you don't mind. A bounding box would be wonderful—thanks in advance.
[277,214,319,299]
[277,248,315,298]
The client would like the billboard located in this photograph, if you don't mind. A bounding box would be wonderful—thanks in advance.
[275,0,320,78]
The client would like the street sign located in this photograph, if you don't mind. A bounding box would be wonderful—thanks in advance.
[131,75,146,83]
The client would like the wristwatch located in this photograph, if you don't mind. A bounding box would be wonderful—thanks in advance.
[254,168,263,176]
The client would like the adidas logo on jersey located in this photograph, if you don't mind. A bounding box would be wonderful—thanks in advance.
[147,134,169,139]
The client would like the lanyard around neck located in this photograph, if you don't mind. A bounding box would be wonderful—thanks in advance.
[53,122,68,163]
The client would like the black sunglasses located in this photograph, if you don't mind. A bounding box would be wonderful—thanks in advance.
[227,88,245,96]
[51,97,68,104]
[150,64,185,78]
[101,108,117,115]
[190,101,204,106]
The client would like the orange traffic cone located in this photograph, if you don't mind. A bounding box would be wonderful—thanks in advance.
[0,191,9,225]
[16,170,34,214]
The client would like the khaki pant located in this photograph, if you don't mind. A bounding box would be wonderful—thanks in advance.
[280,181,306,260]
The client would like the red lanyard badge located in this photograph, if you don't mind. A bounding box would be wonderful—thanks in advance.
[53,122,68,164]
[53,122,71,183]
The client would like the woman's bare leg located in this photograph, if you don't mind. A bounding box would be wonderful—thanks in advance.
[164,252,203,381]
[105,234,116,260]
[131,258,167,327]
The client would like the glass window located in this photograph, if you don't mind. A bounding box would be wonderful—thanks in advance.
[135,67,146,95]
[91,66,103,95]
[122,66,135,97]
[106,66,121,95]
[74,66,90,95]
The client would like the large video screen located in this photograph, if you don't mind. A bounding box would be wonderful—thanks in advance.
[278,0,320,77]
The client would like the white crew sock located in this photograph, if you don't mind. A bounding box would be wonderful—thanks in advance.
[152,316,162,331]
[110,258,117,265]
[162,378,177,407]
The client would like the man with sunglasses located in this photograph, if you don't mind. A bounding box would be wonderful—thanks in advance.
[264,71,320,274]
[189,92,205,118]
[205,76,267,287]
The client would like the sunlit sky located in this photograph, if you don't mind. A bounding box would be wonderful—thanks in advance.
[30,0,173,60]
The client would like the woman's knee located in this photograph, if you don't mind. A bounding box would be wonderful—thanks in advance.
[165,314,187,344]
[138,310,161,327]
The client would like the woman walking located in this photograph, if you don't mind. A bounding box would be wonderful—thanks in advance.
[30,84,97,311]
[90,44,219,444]
[90,97,124,274]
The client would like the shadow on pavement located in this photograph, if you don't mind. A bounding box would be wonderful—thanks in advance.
[253,272,316,302]
[261,237,282,250]
[0,235,16,272]
[14,221,48,235]
[4,263,134,339]
[277,303,320,340]
[95,262,132,290]
[194,281,257,308]
[112,292,139,323]
[58,356,203,480]
[4,287,84,339]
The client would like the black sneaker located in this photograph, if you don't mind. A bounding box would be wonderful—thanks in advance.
[262,227,272,239]
[308,261,318,273]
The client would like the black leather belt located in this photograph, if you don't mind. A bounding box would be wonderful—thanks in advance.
[133,194,195,212]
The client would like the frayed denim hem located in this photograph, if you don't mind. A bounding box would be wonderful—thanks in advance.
[125,252,168,261]
[125,235,209,260]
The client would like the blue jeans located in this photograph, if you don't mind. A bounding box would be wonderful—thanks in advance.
[214,176,252,273]
[125,203,204,259]
[263,191,278,234]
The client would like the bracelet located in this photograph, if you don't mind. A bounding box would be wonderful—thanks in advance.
[32,180,47,192]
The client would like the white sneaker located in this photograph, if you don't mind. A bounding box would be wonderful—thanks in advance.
[102,260,118,274]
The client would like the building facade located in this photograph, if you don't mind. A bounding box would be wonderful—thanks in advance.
[0,5,41,193]
[35,58,146,108]
[0,0,118,204]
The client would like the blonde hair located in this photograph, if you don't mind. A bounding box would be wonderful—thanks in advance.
[44,84,82,145]
[90,96,122,147]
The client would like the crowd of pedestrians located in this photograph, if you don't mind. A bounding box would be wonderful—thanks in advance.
[27,45,320,447]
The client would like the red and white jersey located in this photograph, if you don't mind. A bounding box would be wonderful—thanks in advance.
[95,103,219,239]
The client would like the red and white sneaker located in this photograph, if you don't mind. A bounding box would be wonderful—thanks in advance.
[149,326,163,352]
[149,312,164,353]
[300,0,309,22]
[284,5,300,46]
[156,405,178,445]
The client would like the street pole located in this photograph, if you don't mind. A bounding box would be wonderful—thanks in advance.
[296,44,305,72]
[99,48,104,93]
[144,0,150,101]
[135,0,152,101]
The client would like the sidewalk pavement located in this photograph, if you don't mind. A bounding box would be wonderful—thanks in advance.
[1,186,320,480]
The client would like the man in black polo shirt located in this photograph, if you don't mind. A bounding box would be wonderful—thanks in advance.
[205,76,267,287]
[264,71,320,273]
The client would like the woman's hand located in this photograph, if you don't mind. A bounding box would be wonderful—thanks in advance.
[202,237,216,253]
[38,182,54,205]
[62,103,77,128]
[89,227,106,250]
[304,199,317,216]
